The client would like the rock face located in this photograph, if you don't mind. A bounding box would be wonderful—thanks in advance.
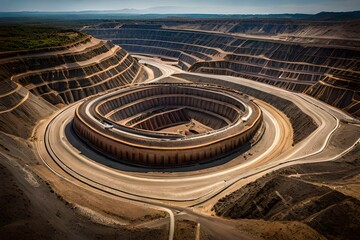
[213,146,360,240]
[0,36,144,137]
[214,175,360,240]
[85,21,360,118]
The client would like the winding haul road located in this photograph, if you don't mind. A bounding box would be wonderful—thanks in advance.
[35,56,360,240]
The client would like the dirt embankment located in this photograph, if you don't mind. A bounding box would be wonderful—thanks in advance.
[175,73,318,144]
[0,161,168,239]
[0,132,169,240]
[213,145,360,240]
[174,220,197,240]
[0,84,55,138]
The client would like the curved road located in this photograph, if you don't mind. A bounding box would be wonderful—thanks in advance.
[35,56,360,240]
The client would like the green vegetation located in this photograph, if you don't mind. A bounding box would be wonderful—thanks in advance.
[0,25,87,52]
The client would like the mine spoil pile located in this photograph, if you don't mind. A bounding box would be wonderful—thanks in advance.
[73,83,263,167]
[213,145,360,240]
[0,37,143,137]
[85,21,360,118]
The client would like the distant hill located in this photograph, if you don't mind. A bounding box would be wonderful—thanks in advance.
[0,9,359,21]
[311,11,360,20]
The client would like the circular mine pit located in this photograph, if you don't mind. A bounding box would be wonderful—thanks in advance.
[73,83,263,167]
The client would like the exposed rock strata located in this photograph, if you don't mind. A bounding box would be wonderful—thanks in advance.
[0,37,143,137]
[175,73,317,144]
[85,23,359,118]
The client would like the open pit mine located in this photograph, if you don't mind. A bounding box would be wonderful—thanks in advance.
[0,16,359,240]
[73,83,263,167]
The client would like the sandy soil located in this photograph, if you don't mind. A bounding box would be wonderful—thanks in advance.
[160,119,213,135]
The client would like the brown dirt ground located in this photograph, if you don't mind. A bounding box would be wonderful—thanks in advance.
[173,219,197,240]
[0,131,169,240]
[213,145,360,240]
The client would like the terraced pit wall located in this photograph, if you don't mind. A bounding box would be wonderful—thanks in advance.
[0,37,143,137]
[175,73,317,144]
[85,23,360,118]
[73,84,263,167]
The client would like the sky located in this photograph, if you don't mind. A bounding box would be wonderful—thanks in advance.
[1,0,360,14]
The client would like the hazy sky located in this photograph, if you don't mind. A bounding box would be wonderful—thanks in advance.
[1,0,360,14]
